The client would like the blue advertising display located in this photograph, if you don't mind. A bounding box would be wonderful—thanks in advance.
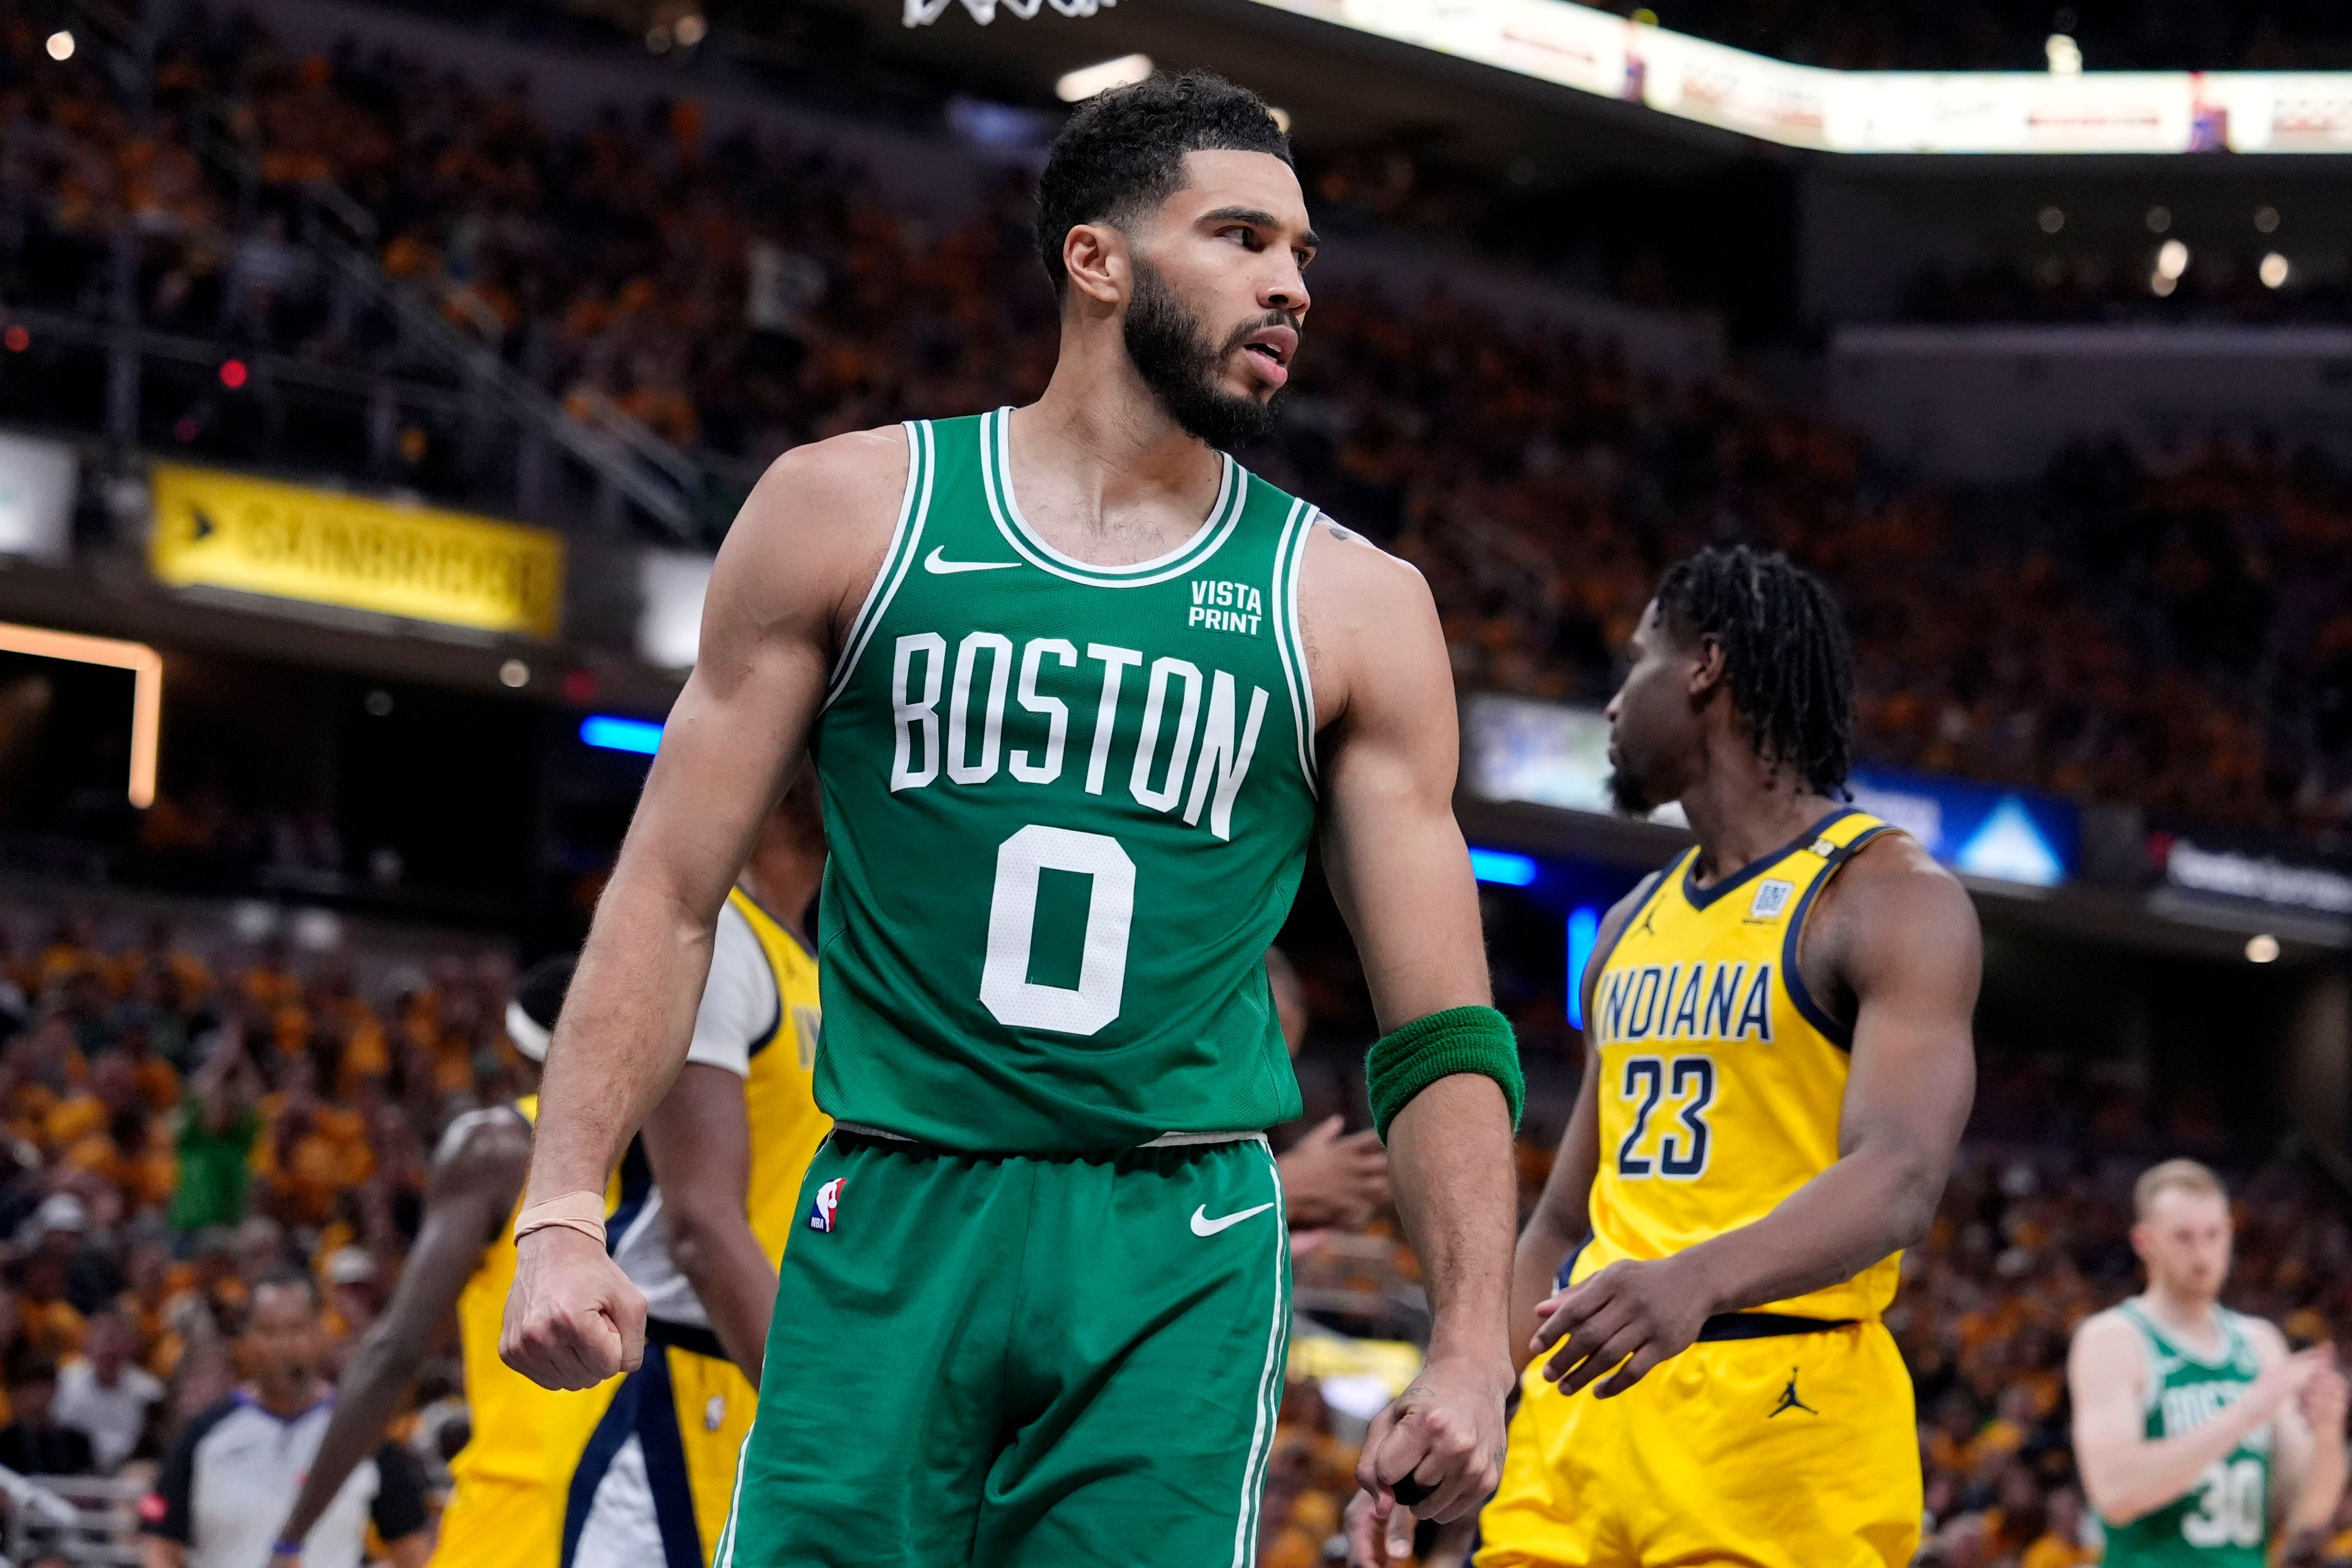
[1846,766,2078,888]
[1463,694,2081,889]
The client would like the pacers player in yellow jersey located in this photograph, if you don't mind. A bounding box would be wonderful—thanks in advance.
[270,780,827,1568]
[268,955,608,1568]
[1358,546,1982,1568]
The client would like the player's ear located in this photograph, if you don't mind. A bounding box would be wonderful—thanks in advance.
[1061,222,1127,311]
[1687,634,1728,697]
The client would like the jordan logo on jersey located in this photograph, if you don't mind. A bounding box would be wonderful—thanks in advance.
[808,1177,845,1232]
[1768,1369,1818,1418]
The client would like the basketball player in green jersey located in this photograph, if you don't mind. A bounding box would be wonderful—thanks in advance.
[2069,1159,2348,1567]
[502,72,1522,1566]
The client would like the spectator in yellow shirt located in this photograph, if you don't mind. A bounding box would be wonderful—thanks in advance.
[2018,1486,2098,1568]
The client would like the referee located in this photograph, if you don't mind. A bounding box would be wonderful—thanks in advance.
[140,1273,429,1568]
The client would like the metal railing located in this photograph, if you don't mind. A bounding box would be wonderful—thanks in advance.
[42,0,749,544]
[2,1471,143,1568]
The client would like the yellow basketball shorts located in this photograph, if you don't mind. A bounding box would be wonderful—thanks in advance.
[436,1380,618,1568]
[559,1331,758,1568]
[1476,1319,1921,1568]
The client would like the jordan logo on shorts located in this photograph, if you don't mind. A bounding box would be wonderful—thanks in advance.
[1768,1369,1817,1418]
[808,1177,845,1232]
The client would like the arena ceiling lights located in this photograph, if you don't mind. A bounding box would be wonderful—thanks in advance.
[1242,0,2352,154]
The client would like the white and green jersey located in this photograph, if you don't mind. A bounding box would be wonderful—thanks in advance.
[806,409,1322,1153]
[2105,1298,2272,1568]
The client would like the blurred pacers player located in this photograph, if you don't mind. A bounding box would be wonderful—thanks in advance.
[1360,547,1982,1567]
[270,777,827,1568]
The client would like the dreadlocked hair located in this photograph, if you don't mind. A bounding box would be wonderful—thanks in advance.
[1656,545,1855,797]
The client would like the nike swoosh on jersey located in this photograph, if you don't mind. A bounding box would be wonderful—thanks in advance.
[1189,1201,1276,1237]
[922,547,1020,574]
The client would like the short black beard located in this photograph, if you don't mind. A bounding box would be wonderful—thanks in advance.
[1123,259,1281,451]
[1607,767,1656,817]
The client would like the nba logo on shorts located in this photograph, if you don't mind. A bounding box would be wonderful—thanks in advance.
[1749,879,1795,921]
[808,1177,845,1232]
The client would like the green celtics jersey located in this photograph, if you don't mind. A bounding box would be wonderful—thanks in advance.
[2104,1299,2272,1568]
[806,409,1321,1153]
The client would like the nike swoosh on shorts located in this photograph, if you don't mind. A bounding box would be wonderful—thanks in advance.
[1189,1202,1276,1237]
[923,547,1019,574]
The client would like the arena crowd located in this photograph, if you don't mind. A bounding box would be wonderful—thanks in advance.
[8,9,2352,837]
[0,899,2328,1568]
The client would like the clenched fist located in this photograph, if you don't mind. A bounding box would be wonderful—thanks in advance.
[502,1226,647,1390]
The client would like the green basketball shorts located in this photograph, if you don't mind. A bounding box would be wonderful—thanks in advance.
[714,1129,1293,1568]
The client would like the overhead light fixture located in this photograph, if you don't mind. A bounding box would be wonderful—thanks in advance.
[2146,205,2172,233]
[2045,34,2081,75]
[2255,205,2280,233]
[1055,53,1152,103]
[2260,252,2289,288]
[2246,933,2280,963]
[2156,239,2190,279]
[1268,106,1292,134]
[46,31,74,61]
[2038,206,2064,233]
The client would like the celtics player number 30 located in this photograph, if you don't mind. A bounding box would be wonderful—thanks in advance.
[981,824,1135,1035]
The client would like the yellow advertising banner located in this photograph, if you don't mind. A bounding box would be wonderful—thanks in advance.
[148,465,564,639]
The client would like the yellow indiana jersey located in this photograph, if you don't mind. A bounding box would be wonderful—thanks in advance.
[726,885,831,1262]
[1578,809,1901,1323]
[438,1099,620,1568]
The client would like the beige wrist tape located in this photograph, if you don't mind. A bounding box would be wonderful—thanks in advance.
[514,1190,608,1246]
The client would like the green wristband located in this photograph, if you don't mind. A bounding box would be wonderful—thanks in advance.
[1365,1005,1523,1143]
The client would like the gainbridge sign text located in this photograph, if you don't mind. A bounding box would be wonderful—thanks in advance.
[148,465,565,639]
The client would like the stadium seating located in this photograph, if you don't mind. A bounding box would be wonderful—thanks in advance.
[7,10,2352,836]
[0,892,2345,1565]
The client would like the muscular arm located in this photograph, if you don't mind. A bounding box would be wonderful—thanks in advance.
[274,1112,527,1553]
[1308,524,1515,1526]
[2070,1311,2319,1527]
[1537,835,1981,1396]
[1672,839,1977,1310]
[505,429,903,1390]
[641,1064,774,1380]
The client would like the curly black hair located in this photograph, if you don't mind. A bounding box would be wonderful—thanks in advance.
[1034,71,1290,301]
[1656,545,1854,797]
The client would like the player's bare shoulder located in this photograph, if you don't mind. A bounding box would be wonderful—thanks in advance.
[714,425,914,643]
[2068,1305,2153,1389]
[1807,825,1980,976]
[1293,512,1447,730]
[2239,1313,2291,1368]
[429,1103,532,1200]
